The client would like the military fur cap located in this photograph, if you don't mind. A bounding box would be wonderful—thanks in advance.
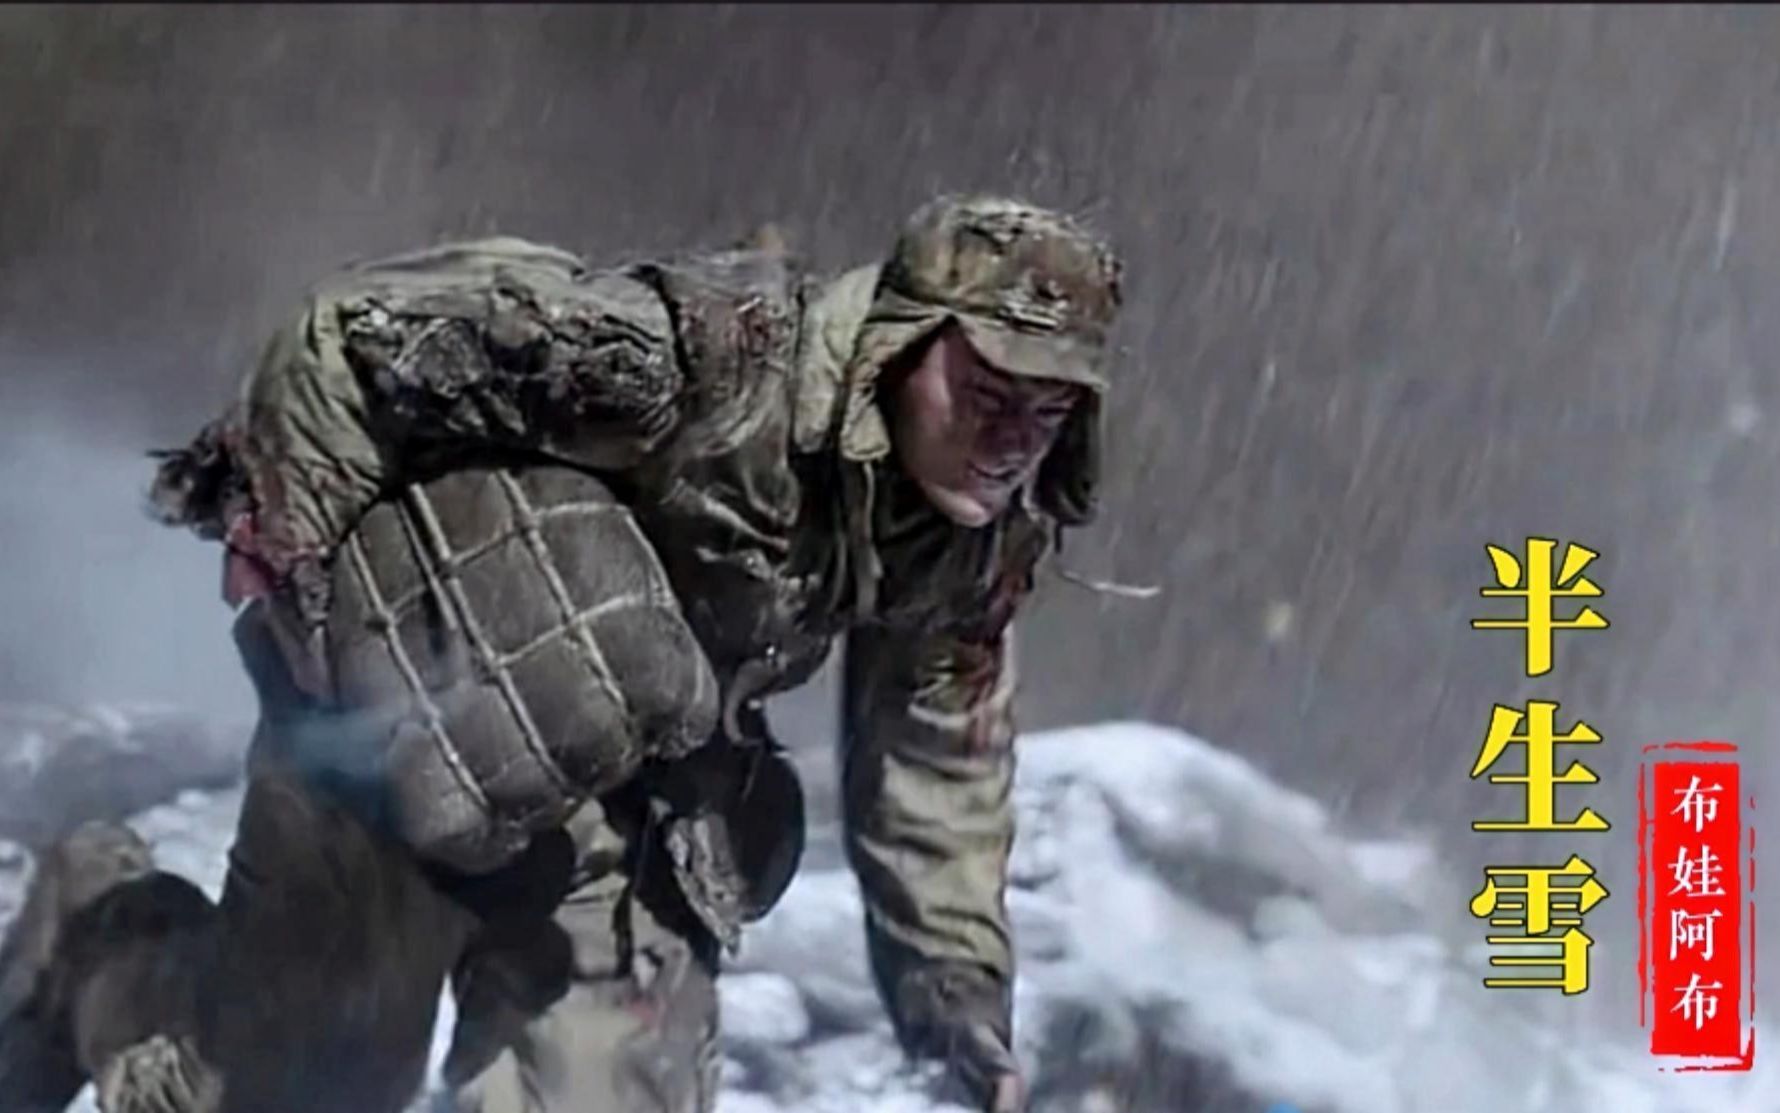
[841,195,1123,525]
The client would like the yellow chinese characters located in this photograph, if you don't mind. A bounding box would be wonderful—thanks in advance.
[1471,700,1609,832]
[1471,538,1609,677]
[1469,539,1610,995]
[1469,856,1610,994]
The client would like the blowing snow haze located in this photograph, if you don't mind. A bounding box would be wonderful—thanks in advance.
[0,379,254,722]
[3,2,1779,1071]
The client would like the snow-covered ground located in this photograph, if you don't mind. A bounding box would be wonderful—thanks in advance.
[3,719,1772,1112]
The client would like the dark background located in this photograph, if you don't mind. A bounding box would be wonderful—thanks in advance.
[4,4,1776,1041]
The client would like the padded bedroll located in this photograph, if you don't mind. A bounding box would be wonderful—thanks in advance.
[325,463,718,873]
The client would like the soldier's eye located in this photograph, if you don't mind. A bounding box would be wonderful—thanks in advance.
[971,384,1008,412]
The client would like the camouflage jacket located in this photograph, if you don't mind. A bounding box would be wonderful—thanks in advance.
[152,236,1058,1049]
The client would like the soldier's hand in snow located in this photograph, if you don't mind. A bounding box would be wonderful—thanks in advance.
[893,964,1026,1112]
[937,1018,1026,1113]
[986,1071,1028,1113]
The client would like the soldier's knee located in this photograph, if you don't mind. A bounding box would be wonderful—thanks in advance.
[65,872,215,1081]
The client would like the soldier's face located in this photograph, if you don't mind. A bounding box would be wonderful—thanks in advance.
[888,324,1082,528]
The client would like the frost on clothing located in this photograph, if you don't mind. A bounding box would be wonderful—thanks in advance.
[149,242,687,618]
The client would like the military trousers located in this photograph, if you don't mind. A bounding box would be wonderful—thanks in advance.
[59,751,722,1113]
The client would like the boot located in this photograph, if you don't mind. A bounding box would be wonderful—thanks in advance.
[0,822,155,1112]
[93,1033,222,1113]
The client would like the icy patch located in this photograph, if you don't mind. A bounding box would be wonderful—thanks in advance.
[127,787,245,899]
[720,973,812,1047]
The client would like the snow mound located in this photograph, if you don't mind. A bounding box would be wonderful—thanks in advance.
[4,719,1771,1112]
[989,723,1777,1113]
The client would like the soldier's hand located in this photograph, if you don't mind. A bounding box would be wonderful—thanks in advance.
[983,1067,1028,1113]
[891,964,1025,1112]
[933,1015,1027,1113]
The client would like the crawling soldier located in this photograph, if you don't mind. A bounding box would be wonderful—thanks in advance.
[0,195,1123,1113]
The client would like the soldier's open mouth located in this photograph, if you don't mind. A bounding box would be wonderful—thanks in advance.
[969,463,1020,486]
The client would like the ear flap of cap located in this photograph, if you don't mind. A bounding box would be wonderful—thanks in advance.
[1034,392,1100,527]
